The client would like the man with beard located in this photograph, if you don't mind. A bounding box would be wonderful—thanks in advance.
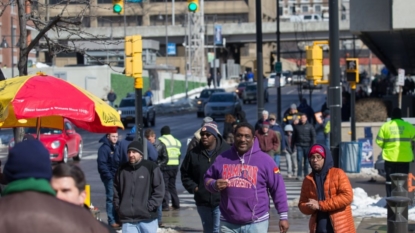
[181,122,230,233]
[298,144,355,233]
[113,141,165,232]
[204,122,289,233]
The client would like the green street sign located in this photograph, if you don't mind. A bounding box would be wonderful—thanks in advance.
[274,61,282,73]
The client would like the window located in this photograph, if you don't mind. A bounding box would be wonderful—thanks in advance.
[314,4,322,13]
[302,5,309,13]
[64,122,73,130]
[290,5,296,14]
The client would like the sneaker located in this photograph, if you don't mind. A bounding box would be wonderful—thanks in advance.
[287,174,293,178]
[296,177,304,181]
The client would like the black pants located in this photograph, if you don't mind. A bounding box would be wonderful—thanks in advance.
[162,168,180,209]
[385,160,410,197]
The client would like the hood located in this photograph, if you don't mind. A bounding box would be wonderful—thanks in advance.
[232,137,262,156]
[198,131,228,153]
[309,143,333,174]
[194,128,202,140]
[99,135,111,146]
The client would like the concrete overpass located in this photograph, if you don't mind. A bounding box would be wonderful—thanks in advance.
[351,0,415,75]
[46,20,353,44]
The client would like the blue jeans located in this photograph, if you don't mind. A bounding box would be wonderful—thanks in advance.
[157,205,162,223]
[273,154,280,167]
[103,179,117,225]
[197,206,220,233]
[122,219,158,233]
[296,146,310,178]
[220,220,269,233]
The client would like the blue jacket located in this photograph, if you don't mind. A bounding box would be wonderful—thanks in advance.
[270,123,286,152]
[117,133,158,166]
[97,136,119,181]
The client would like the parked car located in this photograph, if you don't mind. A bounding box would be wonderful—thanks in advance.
[235,82,250,99]
[117,96,155,128]
[204,92,242,120]
[8,120,83,163]
[195,88,225,117]
[241,83,269,104]
[267,73,287,88]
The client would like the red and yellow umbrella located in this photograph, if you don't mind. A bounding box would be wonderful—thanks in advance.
[0,73,124,133]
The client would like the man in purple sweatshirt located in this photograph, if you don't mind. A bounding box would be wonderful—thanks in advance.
[204,122,290,233]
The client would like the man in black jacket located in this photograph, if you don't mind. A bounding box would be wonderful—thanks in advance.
[180,122,230,233]
[113,141,165,232]
[144,128,169,227]
[293,113,316,180]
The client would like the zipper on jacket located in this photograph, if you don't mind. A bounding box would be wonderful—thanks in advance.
[131,170,136,216]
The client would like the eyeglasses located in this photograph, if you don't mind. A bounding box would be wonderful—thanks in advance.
[200,133,213,137]
[269,118,276,121]
[309,156,324,161]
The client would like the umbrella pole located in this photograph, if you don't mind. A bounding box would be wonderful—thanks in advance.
[36,118,41,140]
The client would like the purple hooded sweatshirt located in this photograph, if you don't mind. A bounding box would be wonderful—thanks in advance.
[204,138,289,225]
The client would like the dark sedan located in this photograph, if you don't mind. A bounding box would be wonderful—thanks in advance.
[235,82,250,99]
[196,88,225,117]
[241,83,269,104]
[204,92,242,120]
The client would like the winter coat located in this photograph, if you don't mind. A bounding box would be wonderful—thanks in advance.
[283,110,299,126]
[270,123,286,152]
[153,139,169,168]
[0,191,109,232]
[254,118,268,131]
[113,160,165,223]
[284,134,295,154]
[97,136,119,181]
[255,129,279,153]
[298,144,355,233]
[180,134,230,207]
[293,122,316,147]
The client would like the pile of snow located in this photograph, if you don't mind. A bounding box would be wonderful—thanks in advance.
[346,167,383,179]
[352,187,415,220]
[35,62,50,68]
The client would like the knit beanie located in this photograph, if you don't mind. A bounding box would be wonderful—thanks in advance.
[4,140,52,183]
[201,117,214,127]
[308,144,326,159]
[160,126,171,135]
[200,122,218,139]
[127,141,144,155]
[291,103,297,110]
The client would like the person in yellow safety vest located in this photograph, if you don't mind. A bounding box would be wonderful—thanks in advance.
[158,125,182,211]
[376,107,415,197]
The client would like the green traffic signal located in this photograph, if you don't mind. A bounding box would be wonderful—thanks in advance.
[188,2,198,12]
[113,4,122,13]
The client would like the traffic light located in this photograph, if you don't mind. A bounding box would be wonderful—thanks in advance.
[305,44,323,82]
[187,0,199,12]
[346,58,359,83]
[112,0,123,14]
[125,35,143,81]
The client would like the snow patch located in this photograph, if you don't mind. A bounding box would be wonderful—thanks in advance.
[346,167,383,179]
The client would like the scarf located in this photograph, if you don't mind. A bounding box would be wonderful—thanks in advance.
[2,178,56,196]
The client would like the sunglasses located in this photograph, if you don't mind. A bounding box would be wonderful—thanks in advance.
[200,133,213,137]
[269,118,276,121]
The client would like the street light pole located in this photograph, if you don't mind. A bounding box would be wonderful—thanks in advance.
[255,0,264,120]
[276,0,281,123]
[11,16,14,77]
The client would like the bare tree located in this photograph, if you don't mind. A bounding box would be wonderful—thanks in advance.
[7,0,118,142]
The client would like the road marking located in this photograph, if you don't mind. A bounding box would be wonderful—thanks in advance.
[287,89,296,94]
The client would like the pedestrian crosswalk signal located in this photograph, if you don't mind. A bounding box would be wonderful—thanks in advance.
[187,0,199,12]
[346,58,359,83]
[112,0,123,14]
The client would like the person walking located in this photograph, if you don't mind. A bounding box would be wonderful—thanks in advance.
[97,132,120,228]
[159,126,182,211]
[269,113,285,167]
[204,122,289,233]
[254,110,269,131]
[298,144,355,233]
[0,140,109,233]
[255,121,280,166]
[107,89,117,107]
[144,128,169,227]
[284,124,297,178]
[283,104,299,126]
[181,122,230,233]
[293,113,316,180]
[113,141,165,232]
[376,107,415,197]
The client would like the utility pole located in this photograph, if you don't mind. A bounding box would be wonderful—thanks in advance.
[255,0,264,120]
[329,0,341,168]
[351,35,357,141]
[276,0,282,123]
[213,22,217,89]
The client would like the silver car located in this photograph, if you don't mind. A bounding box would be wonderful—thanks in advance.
[204,92,242,120]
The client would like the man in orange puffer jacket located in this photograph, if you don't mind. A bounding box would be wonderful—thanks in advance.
[298,144,355,233]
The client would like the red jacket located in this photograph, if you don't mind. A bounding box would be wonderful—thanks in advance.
[255,129,279,153]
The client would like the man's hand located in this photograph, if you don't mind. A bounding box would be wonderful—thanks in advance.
[306,198,320,210]
[215,179,229,191]
[279,220,289,233]
[194,187,198,192]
